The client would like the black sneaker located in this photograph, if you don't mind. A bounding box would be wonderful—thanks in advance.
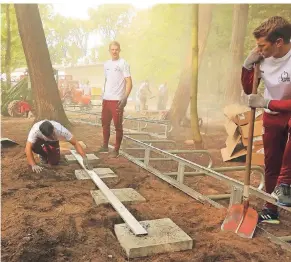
[95,146,109,153]
[258,208,280,224]
[271,184,291,207]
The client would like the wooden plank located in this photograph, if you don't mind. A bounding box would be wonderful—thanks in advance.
[70,150,148,236]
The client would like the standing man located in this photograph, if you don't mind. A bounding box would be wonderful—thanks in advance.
[157,82,168,110]
[97,41,132,157]
[83,80,91,96]
[25,120,92,173]
[241,16,291,223]
[138,80,151,110]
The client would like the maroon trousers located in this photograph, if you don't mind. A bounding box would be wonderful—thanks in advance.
[32,139,60,165]
[263,112,291,211]
[101,100,123,151]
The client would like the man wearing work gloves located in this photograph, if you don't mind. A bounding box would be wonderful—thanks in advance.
[241,16,291,224]
[97,41,132,158]
[25,120,92,173]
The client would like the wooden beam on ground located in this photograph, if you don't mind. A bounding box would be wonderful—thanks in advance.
[70,150,148,236]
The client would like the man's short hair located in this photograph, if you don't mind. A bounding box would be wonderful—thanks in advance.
[39,121,54,137]
[109,41,120,49]
[253,16,291,44]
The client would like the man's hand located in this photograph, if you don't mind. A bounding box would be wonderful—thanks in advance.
[248,94,270,109]
[243,48,264,70]
[118,97,127,109]
[31,165,44,173]
[83,155,93,170]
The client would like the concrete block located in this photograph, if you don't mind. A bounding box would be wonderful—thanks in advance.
[75,168,117,180]
[86,154,100,165]
[60,141,86,151]
[65,154,77,163]
[65,154,99,165]
[115,218,193,258]
[90,188,146,205]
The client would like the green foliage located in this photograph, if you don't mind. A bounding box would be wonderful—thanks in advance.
[1,4,26,73]
[4,3,291,100]
[115,4,193,92]
[88,4,134,41]
[39,5,91,65]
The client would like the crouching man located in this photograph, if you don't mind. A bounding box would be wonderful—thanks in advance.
[25,120,92,173]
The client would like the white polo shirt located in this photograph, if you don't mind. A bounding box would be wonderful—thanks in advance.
[27,120,73,144]
[261,48,291,101]
[103,58,131,100]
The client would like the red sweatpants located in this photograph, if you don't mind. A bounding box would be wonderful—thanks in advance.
[32,138,60,165]
[101,100,123,151]
[263,112,291,211]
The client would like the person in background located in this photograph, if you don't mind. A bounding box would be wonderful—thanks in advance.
[157,82,168,110]
[137,80,151,110]
[83,80,91,96]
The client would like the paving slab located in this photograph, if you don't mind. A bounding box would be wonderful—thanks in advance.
[65,153,99,165]
[65,154,77,163]
[115,218,193,258]
[90,188,146,205]
[60,141,86,151]
[75,168,117,180]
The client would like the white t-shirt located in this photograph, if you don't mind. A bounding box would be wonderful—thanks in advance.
[27,120,73,144]
[261,48,291,101]
[83,84,91,95]
[103,58,131,100]
[138,82,150,98]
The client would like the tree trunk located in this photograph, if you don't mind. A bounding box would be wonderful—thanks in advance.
[198,4,213,70]
[224,4,249,105]
[168,4,213,128]
[5,4,11,90]
[190,5,203,147]
[14,4,70,126]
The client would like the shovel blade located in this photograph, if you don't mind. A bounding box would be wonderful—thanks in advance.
[221,204,244,232]
[236,207,258,239]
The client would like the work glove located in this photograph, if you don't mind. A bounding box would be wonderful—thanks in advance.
[83,155,93,170]
[118,97,127,109]
[243,48,264,70]
[248,94,270,109]
[31,164,44,173]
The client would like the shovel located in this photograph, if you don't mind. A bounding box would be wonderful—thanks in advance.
[221,63,260,238]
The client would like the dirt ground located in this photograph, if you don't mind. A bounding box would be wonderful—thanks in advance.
[1,116,291,262]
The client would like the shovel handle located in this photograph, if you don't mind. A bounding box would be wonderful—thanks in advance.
[244,63,260,190]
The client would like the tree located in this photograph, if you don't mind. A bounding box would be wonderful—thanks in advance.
[167,4,213,130]
[14,4,70,126]
[224,4,249,104]
[4,4,11,89]
[190,5,202,146]
[198,4,213,70]
[1,4,26,75]
[88,4,134,41]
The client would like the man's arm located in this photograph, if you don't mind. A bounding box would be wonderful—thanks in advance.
[248,95,291,112]
[268,100,291,112]
[68,136,86,157]
[241,67,262,95]
[241,48,263,94]
[69,136,93,170]
[25,141,44,173]
[25,141,36,166]
[124,76,132,98]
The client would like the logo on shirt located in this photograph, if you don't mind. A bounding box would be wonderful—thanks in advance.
[114,66,121,72]
[278,71,290,83]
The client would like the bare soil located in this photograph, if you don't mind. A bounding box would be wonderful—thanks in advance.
[1,116,291,262]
